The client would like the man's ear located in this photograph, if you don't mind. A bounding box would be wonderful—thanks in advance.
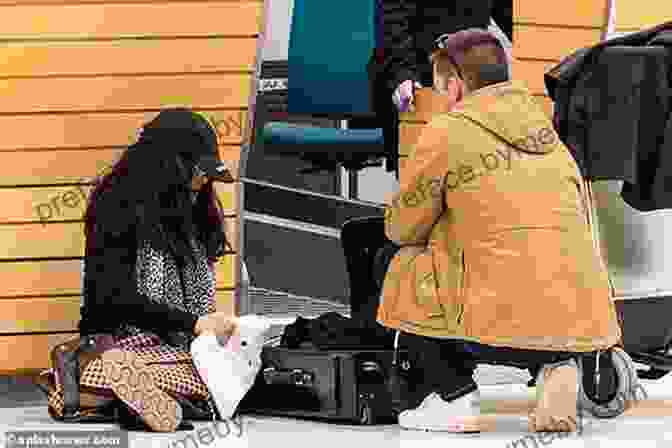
[440,77,465,112]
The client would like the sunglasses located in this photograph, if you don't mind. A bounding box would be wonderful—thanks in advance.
[433,34,465,81]
[192,164,208,178]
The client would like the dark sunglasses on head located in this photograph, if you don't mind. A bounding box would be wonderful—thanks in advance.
[193,164,208,178]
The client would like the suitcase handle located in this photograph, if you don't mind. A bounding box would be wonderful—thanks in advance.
[262,367,315,387]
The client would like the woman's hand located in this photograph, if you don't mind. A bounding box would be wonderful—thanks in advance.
[194,312,236,337]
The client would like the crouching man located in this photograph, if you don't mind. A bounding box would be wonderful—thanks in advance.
[376,29,623,433]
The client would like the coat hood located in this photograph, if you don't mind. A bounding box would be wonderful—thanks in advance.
[448,80,557,155]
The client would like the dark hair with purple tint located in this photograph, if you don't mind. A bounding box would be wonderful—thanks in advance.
[84,116,230,267]
[431,28,510,90]
[435,28,508,67]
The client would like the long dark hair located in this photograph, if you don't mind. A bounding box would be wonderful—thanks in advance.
[84,120,229,267]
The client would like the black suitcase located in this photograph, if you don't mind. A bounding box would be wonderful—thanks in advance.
[238,216,409,424]
[237,306,409,424]
[238,344,408,425]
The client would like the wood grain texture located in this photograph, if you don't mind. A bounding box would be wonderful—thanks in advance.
[0,74,252,113]
[0,333,76,375]
[513,25,602,61]
[0,255,235,298]
[514,0,610,28]
[0,218,238,260]
[0,1,263,40]
[614,0,672,31]
[0,110,247,151]
[0,38,257,78]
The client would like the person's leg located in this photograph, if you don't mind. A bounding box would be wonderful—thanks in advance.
[372,239,401,292]
[341,216,389,327]
[396,332,481,432]
[400,333,478,403]
[465,342,581,432]
[464,343,577,368]
[395,335,583,433]
[101,348,183,432]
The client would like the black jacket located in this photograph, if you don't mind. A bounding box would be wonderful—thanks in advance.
[364,0,494,173]
[545,22,672,212]
[79,222,198,337]
[374,0,494,92]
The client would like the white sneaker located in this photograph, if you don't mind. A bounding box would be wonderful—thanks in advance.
[191,315,271,419]
[398,389,481,432]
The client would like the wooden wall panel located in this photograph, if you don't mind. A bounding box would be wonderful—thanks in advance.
[0,334,77,376]
[515,0,610,27]
[0,110,247,151]
[0,74,251,113]
[0,149,121,186]
[0,0,263,373]
[0,1,262,40]
[614,0,672,32]
[513,26,602,61]
[0,39,257,78]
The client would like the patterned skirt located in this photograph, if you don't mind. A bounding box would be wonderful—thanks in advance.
[46,333,211,419]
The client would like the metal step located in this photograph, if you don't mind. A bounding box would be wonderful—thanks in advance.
[247,286,350,318]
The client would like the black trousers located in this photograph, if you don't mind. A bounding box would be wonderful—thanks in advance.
[341,216,580,401]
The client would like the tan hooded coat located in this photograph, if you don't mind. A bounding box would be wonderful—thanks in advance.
[378,81,621,352]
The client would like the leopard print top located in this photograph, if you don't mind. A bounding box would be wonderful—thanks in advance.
[115,239,216,351]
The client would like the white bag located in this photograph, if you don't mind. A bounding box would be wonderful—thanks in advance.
[191,315,271,419]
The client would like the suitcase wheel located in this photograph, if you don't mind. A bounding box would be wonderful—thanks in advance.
[578,347,646,419]
[358,399,375,425]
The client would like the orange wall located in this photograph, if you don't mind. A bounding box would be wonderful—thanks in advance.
[0,0,263,374]
[513,0,611,115]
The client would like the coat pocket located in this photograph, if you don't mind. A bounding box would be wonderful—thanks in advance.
[391,248,446,328]
[433,246,465,333]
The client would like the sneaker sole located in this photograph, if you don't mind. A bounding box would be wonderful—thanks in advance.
[102,348,182,432]
[400,417,481,433]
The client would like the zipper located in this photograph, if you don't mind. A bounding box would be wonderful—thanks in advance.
[457,250,466,327]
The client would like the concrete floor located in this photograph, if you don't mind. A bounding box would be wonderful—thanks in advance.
[1,363,671,448]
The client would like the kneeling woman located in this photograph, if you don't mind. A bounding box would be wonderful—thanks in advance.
[52,109,247,431]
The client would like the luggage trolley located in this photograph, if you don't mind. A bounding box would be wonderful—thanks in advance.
[541,14,672,417]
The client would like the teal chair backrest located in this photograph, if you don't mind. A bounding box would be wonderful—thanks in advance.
[287,0,375,116]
